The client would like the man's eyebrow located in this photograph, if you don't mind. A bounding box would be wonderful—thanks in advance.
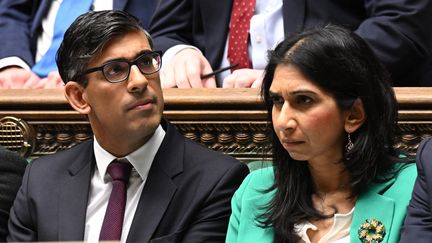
[101,49,153,64]
[133,49,153,59]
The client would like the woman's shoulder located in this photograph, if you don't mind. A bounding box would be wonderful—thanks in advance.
[244,166,275,188]
[392,162,417,184]
[234,166,275,200]
[228,167,276,243]
[371,162,417,196]
[353,163,417,242]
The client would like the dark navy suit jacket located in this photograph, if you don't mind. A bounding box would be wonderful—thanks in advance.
[401,136,432,242]
[7,121,249,242]
[0,146,27,242]
[150,0,432,86]
[0,0,157,68]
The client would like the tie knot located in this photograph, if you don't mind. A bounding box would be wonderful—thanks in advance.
[107,159,132,183]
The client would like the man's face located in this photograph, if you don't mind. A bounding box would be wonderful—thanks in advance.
[77,30,164,156]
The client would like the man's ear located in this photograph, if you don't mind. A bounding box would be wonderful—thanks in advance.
[344,98,366,133]
[64,82,91,114]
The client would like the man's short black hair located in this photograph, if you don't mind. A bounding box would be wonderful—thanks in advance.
[56,10,153,87]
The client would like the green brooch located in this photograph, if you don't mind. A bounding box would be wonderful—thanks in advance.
[358,219,385,243]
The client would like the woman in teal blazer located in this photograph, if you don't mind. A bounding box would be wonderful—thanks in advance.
[227,165,416,243]
[226,25,416,243]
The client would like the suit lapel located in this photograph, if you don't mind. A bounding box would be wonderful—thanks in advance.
[127,121,184,242]
[32,0,52,34]
[58,141,95,241]
[282,0,305,35]
[350,181,395,243]
[127,165,178,242]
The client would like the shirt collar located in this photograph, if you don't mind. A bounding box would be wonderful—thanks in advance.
[295,207,354,242]
[93,125,166,181]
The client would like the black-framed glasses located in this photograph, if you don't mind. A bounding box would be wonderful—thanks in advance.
[76,50,162,83]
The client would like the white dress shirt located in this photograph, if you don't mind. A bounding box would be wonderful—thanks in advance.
[84,125,165,243]
[161,0,284,86]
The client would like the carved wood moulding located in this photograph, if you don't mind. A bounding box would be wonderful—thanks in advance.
[1,118,431,161]
[8,121,273,162]
[1,88,431,161]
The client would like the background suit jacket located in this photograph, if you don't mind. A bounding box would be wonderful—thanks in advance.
[7,121,249,243]
[149,0,432,86]
[226,164,416,243]
[0,146,27,242]
[400,137,432,243]
[0,0,158,68]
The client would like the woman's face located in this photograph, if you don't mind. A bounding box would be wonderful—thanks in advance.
[269,64,348,164]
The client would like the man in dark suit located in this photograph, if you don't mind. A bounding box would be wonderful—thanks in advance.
[150,0,432,88]
[400,136,432,242]
[0,146,27,242]
[0,0,158,88]
[7,10,249,242]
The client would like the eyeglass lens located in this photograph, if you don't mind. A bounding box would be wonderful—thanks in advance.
[102,52,161,82]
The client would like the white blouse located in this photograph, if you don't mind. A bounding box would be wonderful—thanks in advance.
[294,207,355,243]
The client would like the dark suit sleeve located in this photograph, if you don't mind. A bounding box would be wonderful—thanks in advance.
[355,0,432,84]
[0,0,36,66]
[400,137,432,242]
[0,147,27,242]
[149,0,195,52]
[7,161,38,242]
[180,162,249,243]
[120,0,158,30]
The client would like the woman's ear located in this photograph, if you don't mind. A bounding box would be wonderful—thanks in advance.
[64,82,91,114]
[344,98,366,133]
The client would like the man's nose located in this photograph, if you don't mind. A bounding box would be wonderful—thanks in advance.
[127,65,149,93]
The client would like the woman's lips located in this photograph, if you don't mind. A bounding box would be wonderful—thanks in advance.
[281,139,304,147]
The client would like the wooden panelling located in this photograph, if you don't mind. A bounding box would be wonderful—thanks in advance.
[1,88,431,162]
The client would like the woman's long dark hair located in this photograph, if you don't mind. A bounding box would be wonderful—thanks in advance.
[259,24,406,242]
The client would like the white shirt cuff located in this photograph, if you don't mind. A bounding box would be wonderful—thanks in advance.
[161,44,201,68]
[0,57,31,71]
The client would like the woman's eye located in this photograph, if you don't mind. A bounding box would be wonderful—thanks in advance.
[296,95,313,105]
[271,96,284,105]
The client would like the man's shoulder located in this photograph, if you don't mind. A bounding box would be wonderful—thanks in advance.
[417,136,432,167]
[30,139,93,168]
[183,138,240,165]
[160,121,248,177]
[0,146,28,170]
[181,138,249,178]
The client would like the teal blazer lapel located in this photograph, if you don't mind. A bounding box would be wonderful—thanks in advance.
[350,180,395,243]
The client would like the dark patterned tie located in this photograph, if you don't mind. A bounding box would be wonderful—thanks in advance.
[227,0,256,72]
[99,158,132,241]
